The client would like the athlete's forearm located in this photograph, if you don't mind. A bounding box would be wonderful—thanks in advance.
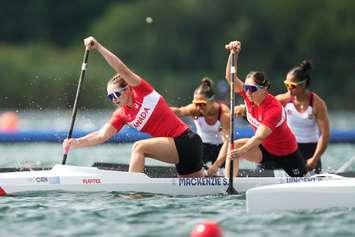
[170,105,194,117]
[170,107,182,117]
[214,141,228,168]
[76,131,108,147]
[313,110,330,161]
[238,125,270,155]
[76,124,116,148]
[312,134,329,161]
[96,43,140,86]
[238,135,263,155]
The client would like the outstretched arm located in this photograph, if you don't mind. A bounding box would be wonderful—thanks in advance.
[84,36,141,87]
[63,123,117,150]
[230,124,271,159]
[275,93,291,106]
[170,104,196,117]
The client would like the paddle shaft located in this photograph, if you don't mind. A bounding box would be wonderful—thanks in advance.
[62,49,90,165]
[226,52,238,194]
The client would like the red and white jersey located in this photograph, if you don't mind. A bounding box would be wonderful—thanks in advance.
[110,79,188,137]
[240,91,297,156]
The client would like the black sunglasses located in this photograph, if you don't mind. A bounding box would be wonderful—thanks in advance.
[243,84,264,93]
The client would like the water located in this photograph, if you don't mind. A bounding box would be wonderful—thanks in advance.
[1,142,355,237]
[0,110,355,237]
[2,109,355,131]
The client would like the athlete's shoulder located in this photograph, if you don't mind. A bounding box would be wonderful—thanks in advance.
[219,101,230,113]
[133,78,154,91]
[311,92,326,105]
[265,94,282,108]
[262,95,283,120]
[275,92,290,106]
[311,92,328,113]
[109,107,127,130]
[112,107,126,118]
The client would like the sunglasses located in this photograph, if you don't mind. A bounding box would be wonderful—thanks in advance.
[243,84,264,93]
[107,86,128,101]
[283,80,306,89]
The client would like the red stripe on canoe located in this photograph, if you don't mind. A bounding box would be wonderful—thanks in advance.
[0,187,7,196]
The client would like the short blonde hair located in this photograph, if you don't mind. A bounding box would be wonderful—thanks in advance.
[107,74,128,88]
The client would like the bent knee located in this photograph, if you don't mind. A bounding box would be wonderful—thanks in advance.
[132,140,151,154]
[132,141,143,152]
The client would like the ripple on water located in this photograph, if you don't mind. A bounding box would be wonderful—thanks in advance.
[0,140,355,236]
[0,190,355,237]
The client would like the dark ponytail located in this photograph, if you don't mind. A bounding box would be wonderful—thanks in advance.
[289,59,312,87]
[194,77,215,100]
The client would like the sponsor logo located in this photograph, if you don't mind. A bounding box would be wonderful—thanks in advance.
[32,176,60,184]
[33,177,48,183]
[82,178,102,184]
[175,177,229,186]
[285,176,323,183]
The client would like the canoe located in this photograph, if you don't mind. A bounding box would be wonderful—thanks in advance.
[0,164,345,196]
[246,178,355,213]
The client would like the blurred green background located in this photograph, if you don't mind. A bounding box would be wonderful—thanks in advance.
[0,0,354,110]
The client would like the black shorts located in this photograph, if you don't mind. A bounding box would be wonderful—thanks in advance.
[298,143,321,173]
[259,145,307,177]
[202,143,223,165]
[174,129,203,175]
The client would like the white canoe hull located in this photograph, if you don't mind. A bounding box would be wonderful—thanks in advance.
[246,179,355,213]
[0,165,343,196]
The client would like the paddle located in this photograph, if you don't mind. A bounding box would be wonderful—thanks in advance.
[62,48,90,165]
[226,51,239,194]
[335,155,355,173]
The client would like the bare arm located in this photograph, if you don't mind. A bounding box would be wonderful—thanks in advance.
[275,93,290,106]
[170,104,196,117]
[307,97,330,168]
[207,106,230,175]
[84,36,141,87]
[207,141,228,176]
[232,124,272,158]
[63,123,117,150]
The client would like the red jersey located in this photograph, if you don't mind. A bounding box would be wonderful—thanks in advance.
[240,91,297,156]
[110,79,188,137]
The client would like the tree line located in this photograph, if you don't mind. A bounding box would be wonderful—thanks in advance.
[0,0,354,110]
